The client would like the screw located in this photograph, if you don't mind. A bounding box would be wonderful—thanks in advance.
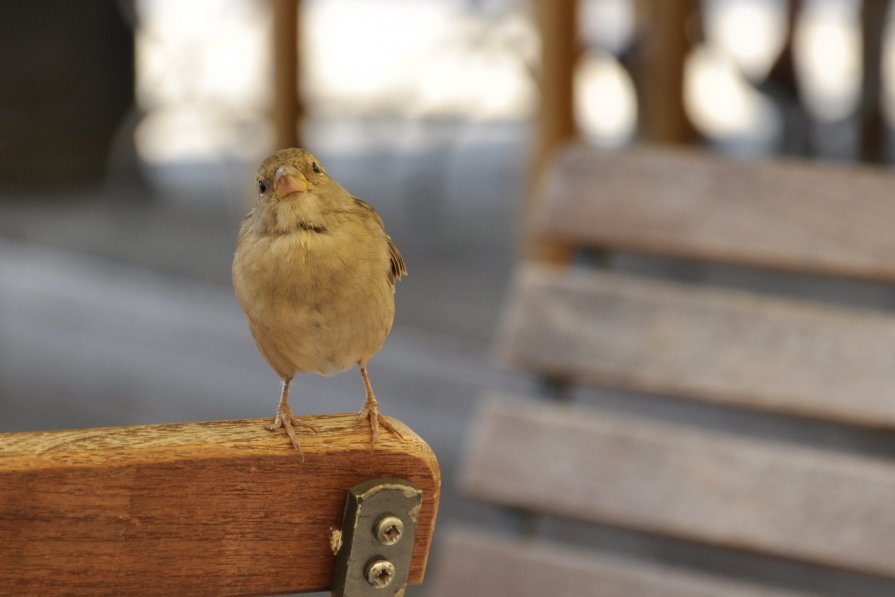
[365,558,395,588]
[374,515,405,546]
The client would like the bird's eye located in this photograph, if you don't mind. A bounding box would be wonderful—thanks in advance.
[311,162,321,174]
[258,180,267,194]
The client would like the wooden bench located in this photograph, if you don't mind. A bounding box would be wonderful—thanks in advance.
[429,143,895,596]
[0,415,440,596]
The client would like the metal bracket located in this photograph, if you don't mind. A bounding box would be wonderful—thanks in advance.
[331,478,423,597]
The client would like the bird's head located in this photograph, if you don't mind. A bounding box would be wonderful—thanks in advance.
[255,147,339,203]
[252,148,352,233]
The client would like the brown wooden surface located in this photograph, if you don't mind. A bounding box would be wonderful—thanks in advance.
[463,397,895,579]
[633,0,699,143]
[536,143,895,281]
[531,0,577,185]
[429,528,817,597]
[498,263,895,428]
[526,0,578,263]
[527,0,577,263]
[273,0,300,149]
[0,415,440,596]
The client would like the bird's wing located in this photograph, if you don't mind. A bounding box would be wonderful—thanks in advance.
[353,197,407,284]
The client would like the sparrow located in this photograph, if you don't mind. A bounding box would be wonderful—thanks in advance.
[232,148,407,459]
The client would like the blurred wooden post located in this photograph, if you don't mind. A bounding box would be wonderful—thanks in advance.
[529,0,578,262]
[273,0,300,149]
[531,0,578,187]
[633,0,699,144]
[860,0,890,163]
[0,415,440,596]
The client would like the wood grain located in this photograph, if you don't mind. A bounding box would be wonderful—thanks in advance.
[497,263,895,427]
[0,415,440,596]
[429,528,817,597]
[535,143,895,281]
[462,397,895,579]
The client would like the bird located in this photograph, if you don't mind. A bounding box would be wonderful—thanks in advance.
[232,147,407,459]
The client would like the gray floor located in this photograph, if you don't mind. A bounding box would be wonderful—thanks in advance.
[0,120,535,595]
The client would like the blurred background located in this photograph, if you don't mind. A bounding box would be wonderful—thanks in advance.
[4,0,895,595]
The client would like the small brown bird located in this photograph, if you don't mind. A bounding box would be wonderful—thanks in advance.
[232,148,407,458]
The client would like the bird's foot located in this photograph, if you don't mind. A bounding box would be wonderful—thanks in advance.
[268,405,318,461]
[356,399,404,451]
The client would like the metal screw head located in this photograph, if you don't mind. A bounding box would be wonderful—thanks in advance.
[374,515,405,546]
[365,558,395,588]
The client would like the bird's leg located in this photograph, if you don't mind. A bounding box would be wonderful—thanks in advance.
[356,366,404,450]
[268,378,317,460]
[268,379,292,431]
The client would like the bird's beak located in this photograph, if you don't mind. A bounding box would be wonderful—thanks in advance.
[274,166,309,197]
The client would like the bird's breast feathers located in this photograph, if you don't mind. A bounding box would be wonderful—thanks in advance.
[234,211,392,318]
[233,213,396,374]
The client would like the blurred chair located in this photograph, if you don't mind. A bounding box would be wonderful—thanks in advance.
[0,416,439,596]
[430,143,895,596]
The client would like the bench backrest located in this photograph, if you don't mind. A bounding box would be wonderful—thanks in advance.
[430,144,895,597]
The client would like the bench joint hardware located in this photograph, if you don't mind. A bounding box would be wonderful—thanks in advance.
[331,477,422,596]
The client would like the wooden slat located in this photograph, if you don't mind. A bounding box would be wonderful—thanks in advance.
[535,144,895,281]
[429,529,817,597]
[462,397,895,579]
[0,415,440,596]
[497,263,895,428]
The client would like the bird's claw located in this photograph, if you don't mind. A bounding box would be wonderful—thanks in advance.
[267,415,319,433]
[268,406,318,461]
[356,400,404,451]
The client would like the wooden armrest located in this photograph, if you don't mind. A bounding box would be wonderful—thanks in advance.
[0,414,440,596]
